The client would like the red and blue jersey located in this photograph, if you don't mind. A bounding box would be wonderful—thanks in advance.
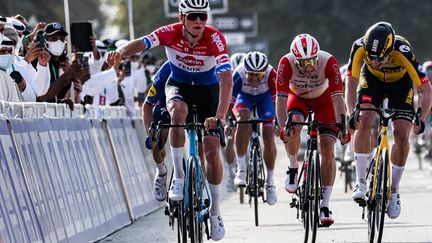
[141,23,231,85]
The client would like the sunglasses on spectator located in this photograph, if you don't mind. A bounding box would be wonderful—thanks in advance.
[186,12,208,21]
[296,57,318,68]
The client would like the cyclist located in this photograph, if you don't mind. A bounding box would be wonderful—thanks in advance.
[224,52,247,192]
[421,61,432,160]
[276,34,348,225]
[231,51,278,205]
[107,0,232,240]
[142,60,171,201]
[346,22,432,219]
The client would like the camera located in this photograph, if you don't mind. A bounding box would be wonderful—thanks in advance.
[119,60,131,77]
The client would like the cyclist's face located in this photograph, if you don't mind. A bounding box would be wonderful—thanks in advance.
[296,57,318,76]
[367,53,391,70]
[246,71,264,86]
[181,12,207,37]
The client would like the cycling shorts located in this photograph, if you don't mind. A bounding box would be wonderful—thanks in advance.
[357,66,415,121]
[233,90,274,124]
[287,88,338,138]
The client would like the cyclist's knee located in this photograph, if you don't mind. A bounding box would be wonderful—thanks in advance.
[393,129,410,146]
[168,102,187,123]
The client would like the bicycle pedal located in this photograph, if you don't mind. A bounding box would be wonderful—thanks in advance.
[164,206,170,216]
[354,198,367,207]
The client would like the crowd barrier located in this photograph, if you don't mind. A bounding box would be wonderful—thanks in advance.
[0,102,164,243]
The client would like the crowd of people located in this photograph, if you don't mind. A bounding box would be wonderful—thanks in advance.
[0,15,162,117]
[3,0,432,241]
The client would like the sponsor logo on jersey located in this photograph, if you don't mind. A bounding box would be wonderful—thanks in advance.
[399,44,411,53]
[216,55,230,65]
[360,77,368,88]
[278,64,285,85]
[176,55,204,66]
[148,85,157,97]
[333,64,340,84]
[211,33,225,52]
[405,88,413,104]
[362,95,372,103]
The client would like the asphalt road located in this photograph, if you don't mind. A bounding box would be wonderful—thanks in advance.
[99,142,432,243]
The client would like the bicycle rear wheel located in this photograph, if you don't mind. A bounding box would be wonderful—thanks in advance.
[187,157,204,242]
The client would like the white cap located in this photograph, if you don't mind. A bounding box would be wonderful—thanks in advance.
[5,17,26,33]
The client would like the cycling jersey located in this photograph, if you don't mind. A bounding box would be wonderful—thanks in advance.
[141,23,231,86]
[347,35,429,86]
[276,51,343,100]
[145,61,171,108]
[231,63,277,121]
[231,63,277,103]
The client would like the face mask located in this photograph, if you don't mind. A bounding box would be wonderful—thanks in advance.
[46,40,65,56]
[131,61,140,70]
[0,54,14,71]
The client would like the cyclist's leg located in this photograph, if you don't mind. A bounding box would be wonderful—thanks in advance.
[313,92,338,224]
[386,77,415,219]
[352,68,382,201]
[233,92,252,185]
[151,104,170,201]
[166,80,189,200]
[222,125,237,191]
[256,91,277,184]
[284,94,307,193]
[257,92,277,205]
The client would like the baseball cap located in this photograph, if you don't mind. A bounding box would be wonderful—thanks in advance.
[43,22,68,36]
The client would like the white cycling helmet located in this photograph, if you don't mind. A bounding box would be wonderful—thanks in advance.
[244,51,269,72]
[230,52,246,70]
[290,33,320,60]
[179,0,210,14]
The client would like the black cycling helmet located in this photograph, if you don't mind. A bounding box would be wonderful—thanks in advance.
[363,22,395,61]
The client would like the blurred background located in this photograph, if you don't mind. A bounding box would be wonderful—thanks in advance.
[3,0,432,66]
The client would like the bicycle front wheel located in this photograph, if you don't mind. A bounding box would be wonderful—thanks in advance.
[367,148,388,243]
[305,150,320,243]
[187,157,204,243]
[252,146,260,226]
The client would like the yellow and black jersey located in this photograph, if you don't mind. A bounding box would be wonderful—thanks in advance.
[347,35,428,87]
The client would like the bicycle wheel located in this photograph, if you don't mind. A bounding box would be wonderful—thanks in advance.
[252,145,260,226]
[305,150,320,243]
[367,148,388,243]
[176,200,187,243]
[187,157,204,242]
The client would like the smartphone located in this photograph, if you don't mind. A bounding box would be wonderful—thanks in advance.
[120,60,131,77]
[36,34,45,49]
[70,21,93,52]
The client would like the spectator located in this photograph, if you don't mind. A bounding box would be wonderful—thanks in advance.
[0,34,21,102]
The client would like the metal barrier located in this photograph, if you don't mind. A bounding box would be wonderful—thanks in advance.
[0,102,160,243]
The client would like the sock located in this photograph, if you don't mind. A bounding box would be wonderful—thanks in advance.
[228,162,236,178]
[354,153,369,185]
[156,162,167,176]
[320,186,333,209]
[391,164,404,193]
[170,146,184,179]
[209,183,221,216]
[287,153,298,169]
[237,154,246,172]
[266,169,274,185]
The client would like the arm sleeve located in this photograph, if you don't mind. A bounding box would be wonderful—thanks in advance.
[145,61,171,105]
[231,71,242,104]
[276,56,292,98]
[140,24,177,50]
[395,45,429,87]
[325,56,344,98]
[346,38,366,79]
[268,68,277,101]
[29,63,51,97]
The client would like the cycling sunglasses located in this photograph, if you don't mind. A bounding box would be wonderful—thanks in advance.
[186,12,208,21]
[296,57,318,68]
[246,71,265,79]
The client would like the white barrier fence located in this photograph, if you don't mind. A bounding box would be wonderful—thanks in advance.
[0,102,161,243]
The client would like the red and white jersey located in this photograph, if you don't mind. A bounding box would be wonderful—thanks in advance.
[276,51,343,99]
[141,23,231,85]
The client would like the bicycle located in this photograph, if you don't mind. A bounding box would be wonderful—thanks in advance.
[288,110,346,243]
[350,98,420,243]
[154,106,225,243]
[230,117,270,226]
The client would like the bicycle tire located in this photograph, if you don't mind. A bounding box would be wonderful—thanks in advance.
[307,150,320,243]
[376,148,389,242]
[252,146,259,226]
[176,200,187,243]
[187,157,202,243]
[239,187,245,204]
[302,158,310,243]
